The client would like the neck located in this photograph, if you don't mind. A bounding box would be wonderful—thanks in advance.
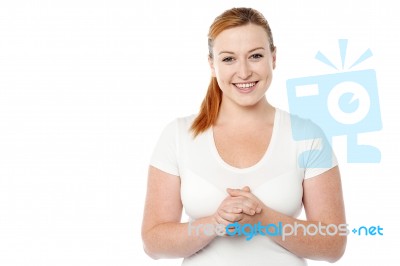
[216,97,275,126]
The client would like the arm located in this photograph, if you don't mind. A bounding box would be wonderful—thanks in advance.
[141,167,262,259]
[226,166,347,262]
[141,166,216,259]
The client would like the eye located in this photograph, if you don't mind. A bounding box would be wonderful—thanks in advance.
[222,57,235,63]
[250,53,264,60]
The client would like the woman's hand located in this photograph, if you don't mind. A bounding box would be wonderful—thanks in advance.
[213,186,263,226]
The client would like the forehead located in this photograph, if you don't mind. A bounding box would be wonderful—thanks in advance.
[212,24,269,53]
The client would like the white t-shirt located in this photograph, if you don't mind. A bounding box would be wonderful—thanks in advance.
[150,108,337,266]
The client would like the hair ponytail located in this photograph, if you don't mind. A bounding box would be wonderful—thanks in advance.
[190,77,221,137]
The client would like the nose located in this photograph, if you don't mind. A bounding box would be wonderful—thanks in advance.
[237,60,252,80]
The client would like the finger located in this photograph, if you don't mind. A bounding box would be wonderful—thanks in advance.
[241,200,262,214]
[231,205,256,216]
[231,206,243,214]
[227,188,252,198]
[218,209,243,223]
[239,202,259,215]
[228,196,261,215]
[241,207,256,215]
[225,198,260,215]
[214,215,231,226]
[223,197,259,215]
[222,206,243,214]
[226,189,262,213]
[242,186,251,192]
[220,202,243,214]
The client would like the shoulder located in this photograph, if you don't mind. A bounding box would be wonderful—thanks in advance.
[162,114,196,136]
[176,114,196,129]
[277,108,325,140]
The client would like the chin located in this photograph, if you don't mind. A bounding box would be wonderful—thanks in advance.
[236,99,264,108]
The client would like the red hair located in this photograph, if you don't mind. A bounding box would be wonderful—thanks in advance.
[190,7,276,137]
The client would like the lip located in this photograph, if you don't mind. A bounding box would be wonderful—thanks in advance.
[233,81,258,93]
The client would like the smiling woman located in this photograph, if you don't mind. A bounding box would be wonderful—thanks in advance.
[141,7,346,266]
[208,24,276,110]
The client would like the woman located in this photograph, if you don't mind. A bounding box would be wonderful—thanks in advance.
[142,7,346,265]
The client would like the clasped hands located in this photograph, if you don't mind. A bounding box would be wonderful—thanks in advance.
[213,186,264,227]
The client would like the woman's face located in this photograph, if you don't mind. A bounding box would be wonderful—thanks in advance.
[209,23,276,108]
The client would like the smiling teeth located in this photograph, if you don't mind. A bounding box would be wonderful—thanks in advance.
[235,82,256,88]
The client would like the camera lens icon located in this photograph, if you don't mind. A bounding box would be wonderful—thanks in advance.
[327,81,370,125]
[286,69,382,163]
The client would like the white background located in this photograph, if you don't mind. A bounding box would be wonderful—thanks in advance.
[1,0,399,265]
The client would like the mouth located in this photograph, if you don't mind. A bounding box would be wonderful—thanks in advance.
[233,81,258,93]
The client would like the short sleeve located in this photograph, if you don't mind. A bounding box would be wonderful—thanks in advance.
[299,121,338,179]
[291,116,337,179]
[149,119,180,176]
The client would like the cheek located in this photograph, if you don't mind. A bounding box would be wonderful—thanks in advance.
[257,63,273,77]
[214,65,233,82]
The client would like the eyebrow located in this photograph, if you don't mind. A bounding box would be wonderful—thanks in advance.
[218,47,265,55]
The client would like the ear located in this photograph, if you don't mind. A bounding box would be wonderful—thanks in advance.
[272,47,277,69]
[208,55,216,77]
